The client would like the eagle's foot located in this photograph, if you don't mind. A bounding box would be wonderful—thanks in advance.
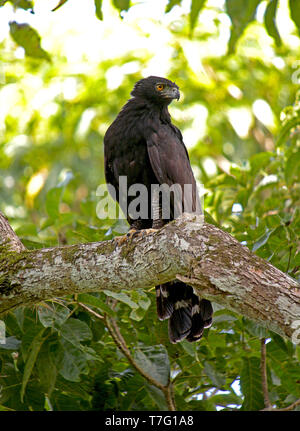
[126,227,141,240]
[113,228,140,247]
[113,235,128,247]
[128,228,158,240]
[114,228,158,247]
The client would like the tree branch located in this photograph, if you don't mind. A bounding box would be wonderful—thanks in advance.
[0,213,299,342]
[0,211,26,252]
[104,314,176,410]
[260,338,272,410]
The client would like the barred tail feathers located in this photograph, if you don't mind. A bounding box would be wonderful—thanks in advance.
[156,281,213,344]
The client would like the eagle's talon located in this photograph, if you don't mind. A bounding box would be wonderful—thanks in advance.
[113,235,128,247]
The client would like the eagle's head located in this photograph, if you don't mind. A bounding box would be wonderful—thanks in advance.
[131,76,180,105]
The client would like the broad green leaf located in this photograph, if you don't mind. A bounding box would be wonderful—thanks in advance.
[180,339,197,357]
[0,336,21,350]
[240,357,265,410]
[129,307,146,321]
[112,0,130,13]
[190,0,206,34]
[210,392,243,407]
[94,0,103,20]
[267,339,300,396]
[45,187,63,219]
[36,347,57,396]
[204,361,226,388]
[243,318,269,338]
[133,344,170,387]
[20,328,46,402]
[264,0,281,46]
[60,319,92,345]
[9,21,50,61]
[289,0,300,35]
[58,339,89,382]
[15,223,37,237]
[38,303,70,328]
[103,289,139,309]
[226,0,262,54]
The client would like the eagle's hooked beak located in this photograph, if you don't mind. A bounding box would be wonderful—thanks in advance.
[172,87,180,101]
[163,86,180,101]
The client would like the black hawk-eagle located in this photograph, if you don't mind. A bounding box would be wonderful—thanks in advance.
[104,76,213,343]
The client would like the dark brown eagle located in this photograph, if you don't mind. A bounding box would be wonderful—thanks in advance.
[104,76,213,343]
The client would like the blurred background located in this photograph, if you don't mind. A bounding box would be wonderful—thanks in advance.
[0,0,300,412]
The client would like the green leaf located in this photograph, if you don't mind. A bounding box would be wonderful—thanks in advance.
[190,0,206,34]
[204,361,226,388]
[249,151,273,175]
[180,339,197,357]
[276,115,300,147]
[94,0,103,20]
[38,303,70,328]
[289,0,300,35]
[0,404,14,411]
[20,328,46,402]
[112,0,130,13]
[77,293,116,316]
[6,0,33,10]
[15,223,37,237]
[103,289,139,309]
[243,318,269,338]
[264,0,281,46]
[145,384,168,410]
[226,0,262,54]
[129,307,146,321]
[45,187,63,219]
[58,339,89,382]
[9,21,51,61]
[240,357,265,410]
[134,344,170,386]
[285,150,300,185]
[60,319,92,346]
[165,0,182,13]
[36,347,57,396]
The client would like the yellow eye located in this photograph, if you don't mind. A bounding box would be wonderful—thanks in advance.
[156,84,164,91]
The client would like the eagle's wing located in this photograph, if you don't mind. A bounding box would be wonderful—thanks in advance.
[146,125,202,216]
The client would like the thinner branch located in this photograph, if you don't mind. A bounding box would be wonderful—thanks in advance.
[104,314,176,411]
[260,337,272,410]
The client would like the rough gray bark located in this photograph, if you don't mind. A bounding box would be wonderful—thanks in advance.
[0,211,299,341]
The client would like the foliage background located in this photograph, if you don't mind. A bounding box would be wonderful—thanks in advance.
[0,0,300,411]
